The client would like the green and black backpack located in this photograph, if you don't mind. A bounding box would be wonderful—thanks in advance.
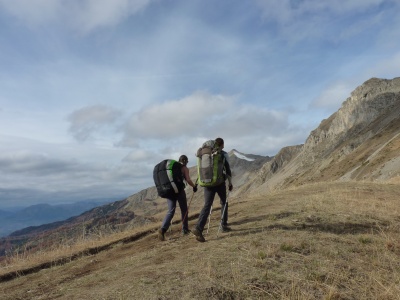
[153,159,185,199]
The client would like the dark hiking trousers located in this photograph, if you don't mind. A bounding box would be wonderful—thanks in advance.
[196,182,228,232]
[161,189,189,232]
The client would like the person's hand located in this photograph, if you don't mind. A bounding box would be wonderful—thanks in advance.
[228,184,233,191]
[193,185,198,193]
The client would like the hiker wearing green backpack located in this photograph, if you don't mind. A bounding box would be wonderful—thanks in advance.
[157,155,198,241]
[192,137,233,242]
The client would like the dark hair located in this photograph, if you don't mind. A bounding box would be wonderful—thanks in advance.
[179,155,188,164]
[215,137,224,147]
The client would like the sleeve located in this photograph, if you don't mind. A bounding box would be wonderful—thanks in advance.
[223,152,232,185]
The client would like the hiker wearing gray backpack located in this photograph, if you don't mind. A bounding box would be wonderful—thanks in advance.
[157,155,198,241]
[192,137,233,242]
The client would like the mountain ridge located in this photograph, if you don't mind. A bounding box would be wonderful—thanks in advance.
[243,76,400,196]
[0,200,114,238]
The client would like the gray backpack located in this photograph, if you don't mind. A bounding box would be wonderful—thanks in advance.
[196,140,225,187]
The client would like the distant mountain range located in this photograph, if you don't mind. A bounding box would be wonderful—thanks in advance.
[0,209,12,218]
[1,76,400,257]
[0,200,113,238]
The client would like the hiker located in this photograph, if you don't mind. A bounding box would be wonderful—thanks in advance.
[192,137,233,242]
[158,155,198,241]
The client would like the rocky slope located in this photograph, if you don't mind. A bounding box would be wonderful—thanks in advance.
[249,77,400,195]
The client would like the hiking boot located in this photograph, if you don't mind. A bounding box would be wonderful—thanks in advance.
[182,229,191,236]
[220,225,231,232]
[158,228,165,241]
[192,227,205,242]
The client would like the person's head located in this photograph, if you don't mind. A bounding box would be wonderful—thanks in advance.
[215,137,224,149]
[179,155,188,165]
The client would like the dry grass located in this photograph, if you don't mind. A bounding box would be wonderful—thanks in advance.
[1,181,400,299]
[0,222,162,277]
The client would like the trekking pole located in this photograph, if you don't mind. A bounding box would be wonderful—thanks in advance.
[217,191,230,237]
[206,205,213,234]
[181,179,198,231]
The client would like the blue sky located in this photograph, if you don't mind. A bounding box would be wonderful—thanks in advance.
[1,0,400,208]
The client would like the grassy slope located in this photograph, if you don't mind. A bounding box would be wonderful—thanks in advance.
[1,181,400,299]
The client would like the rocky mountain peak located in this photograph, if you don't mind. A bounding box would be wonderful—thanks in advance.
[248,76,400,195]
[352,77,400,100]
[305,77,400,155]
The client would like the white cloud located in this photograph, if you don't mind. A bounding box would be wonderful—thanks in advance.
[67,0,154,34]
[336,12,383,42]
[0,0,61,25]
[254,0,398,42]
[68,105,122,142]
[255,0,390,21]
[311,82,353,111]
[119,91,235,146]
[219,105,288,137]
[0,137,143,207]
[123,149,154,162]
[0,0,155,34]
[121,94,301,157]
[68,90,307,157]
[294,0,388,15]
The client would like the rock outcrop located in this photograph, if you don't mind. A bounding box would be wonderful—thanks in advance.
[249,77,400,194]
